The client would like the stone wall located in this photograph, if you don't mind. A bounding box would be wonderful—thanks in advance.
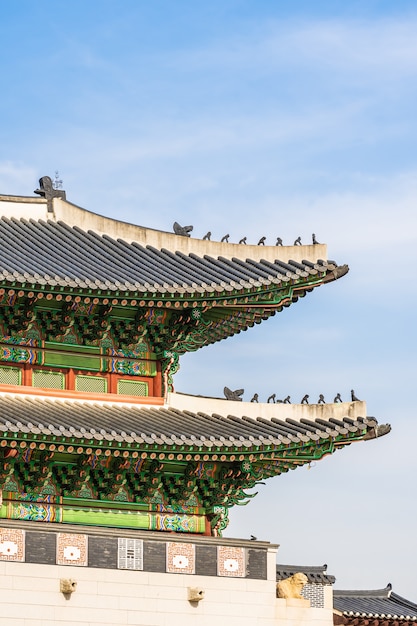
[0,521,335,626]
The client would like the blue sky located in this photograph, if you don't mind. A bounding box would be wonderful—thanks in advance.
[1,0,417,598]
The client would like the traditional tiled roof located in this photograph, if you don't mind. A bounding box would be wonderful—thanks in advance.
[0,391,389,514]
[277,563,335,584]
[0,194,348,352]
[0,391,389,462]
[0,216,343,295]
[334,585,417,621]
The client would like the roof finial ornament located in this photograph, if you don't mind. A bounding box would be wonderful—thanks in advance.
[318,394,326,404]
[312,233,320,245]
[294,236,302,245]
[275,237,283,246]
[239,236,247,244]
[351,389,360,402]
[257,236,266,245]
[267,393,276,403]
[221,234,230,243]
[301,394,309,404]
[334,393,342,403]
[173,222,193,237]
[250,393,259,403]
[224,387,244,401]
[34,175,66,211]
[283,395,291,404]
[202,231,211,240]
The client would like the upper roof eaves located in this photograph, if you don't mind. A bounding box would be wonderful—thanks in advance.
[0,194,328,265]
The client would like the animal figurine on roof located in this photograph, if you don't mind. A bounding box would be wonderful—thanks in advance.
[250,393,259,403]
[312,233,320,245]
[294,236,302,245]
[202,231,211,240]
[276,237,283,246]
[318,394,326,404]
[221,234,230,243]
[173,222,193,237]
[239,237,247,244]
[283,395,291,404]
[267,393,276,403]
[224,387,244,401]
[301,394,309,404]
[334,393,342,403]
[351,389,360,402]
[257,236,266,245]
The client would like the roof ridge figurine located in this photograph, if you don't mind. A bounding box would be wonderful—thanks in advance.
[351,389,360,402]
[224,387,244,401]
[173,221,193,237]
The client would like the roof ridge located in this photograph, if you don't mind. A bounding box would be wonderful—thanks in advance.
[334,585,392,598]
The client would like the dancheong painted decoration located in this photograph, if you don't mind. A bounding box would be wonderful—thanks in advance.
[0,178,390,535]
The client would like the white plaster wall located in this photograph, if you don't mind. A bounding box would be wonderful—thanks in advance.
[0,561,335,626]
[323,585,334,609]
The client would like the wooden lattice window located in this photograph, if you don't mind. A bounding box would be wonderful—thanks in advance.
[75,375,108,394]
[32,369,65,390]
[0,366,22,386]
[117,379,148,397]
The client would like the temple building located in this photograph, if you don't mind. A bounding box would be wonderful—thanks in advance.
[0,178,390,625]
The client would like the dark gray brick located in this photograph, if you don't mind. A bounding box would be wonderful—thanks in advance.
[247,548,267,580]
[195,544,217,577]
[88,535,118,569]
[25,531,56,565]
[143,541,166,572]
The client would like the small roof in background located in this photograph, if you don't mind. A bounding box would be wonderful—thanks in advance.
[334,584,417,621]
[276,563,336,585]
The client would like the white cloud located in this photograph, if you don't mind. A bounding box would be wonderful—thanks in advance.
[170,15,417,80]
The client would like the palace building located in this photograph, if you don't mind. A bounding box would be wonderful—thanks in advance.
[0,178,390,625]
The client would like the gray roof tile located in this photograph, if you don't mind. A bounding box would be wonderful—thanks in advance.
[334,585,417,620]
[0,393,380,450]
[277,563,336,585]
[0,217,337,294]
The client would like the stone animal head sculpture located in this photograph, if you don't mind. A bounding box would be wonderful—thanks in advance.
[276,573,308,599]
